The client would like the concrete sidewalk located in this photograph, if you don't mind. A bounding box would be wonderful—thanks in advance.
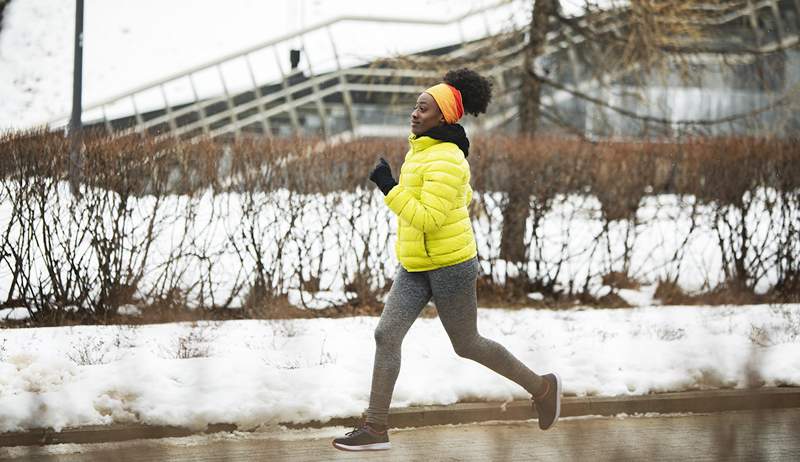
[2,387,799,447]
[7,409,797,461]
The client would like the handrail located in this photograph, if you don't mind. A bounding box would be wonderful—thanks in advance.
[53,0,513,119]
[48,0,799,140]
[105,66,443,135]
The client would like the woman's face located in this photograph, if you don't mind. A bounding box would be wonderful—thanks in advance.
[410,92,444,135]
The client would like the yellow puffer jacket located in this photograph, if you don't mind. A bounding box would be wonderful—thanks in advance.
[384,134,477,272]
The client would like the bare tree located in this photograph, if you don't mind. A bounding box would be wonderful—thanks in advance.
[519,0,560,135]
[495,0,800,272]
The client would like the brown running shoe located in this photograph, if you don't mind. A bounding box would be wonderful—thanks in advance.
[332,421,391,451]
[532,373,562,430]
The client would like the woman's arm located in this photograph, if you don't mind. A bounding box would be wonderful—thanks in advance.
[384,159,463,233]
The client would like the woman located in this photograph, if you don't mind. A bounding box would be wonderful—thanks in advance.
[332,68,561,452]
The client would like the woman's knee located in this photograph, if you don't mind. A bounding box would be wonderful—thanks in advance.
[374,325,397,348]
[451,337,482,359]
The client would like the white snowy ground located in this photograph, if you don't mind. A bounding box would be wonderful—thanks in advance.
[1,303,798,433]
[0,0,604,129]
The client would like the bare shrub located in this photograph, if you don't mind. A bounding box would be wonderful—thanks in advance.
[170,322,217,359]
[602,271,641,290]
[67,336,109,365]
[656,327,686,342]
[112,324,141,349]
[749,306,800,347]
[1,130,798,325]
[654,278,692,305]
[317,335,337,366]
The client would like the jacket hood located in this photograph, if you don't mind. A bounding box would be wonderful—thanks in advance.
[417,123,470,157]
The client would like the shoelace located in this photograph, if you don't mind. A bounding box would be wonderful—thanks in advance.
[345,422,386,437]
[344,424,367,437]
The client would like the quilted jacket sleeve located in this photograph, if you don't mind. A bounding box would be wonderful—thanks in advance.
[384,158,462,233]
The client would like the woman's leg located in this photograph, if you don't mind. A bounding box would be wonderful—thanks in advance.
[429,257,545,396]
[364,265,432,427]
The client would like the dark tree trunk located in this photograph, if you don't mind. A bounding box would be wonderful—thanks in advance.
[0,1,10,34]
[519,0,556,134]
[500,0,557,264]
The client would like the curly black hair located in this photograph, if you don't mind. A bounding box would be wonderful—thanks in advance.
[443,68,493,117]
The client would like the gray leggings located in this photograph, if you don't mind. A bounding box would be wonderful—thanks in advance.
[365,257,544,426]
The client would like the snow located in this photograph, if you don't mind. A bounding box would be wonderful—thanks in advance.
[116,304,142,317]
[0,308,29,321]
[618,285,658,307]
[0,304,798,433]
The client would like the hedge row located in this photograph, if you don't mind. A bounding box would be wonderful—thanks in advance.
[0,130,797,325]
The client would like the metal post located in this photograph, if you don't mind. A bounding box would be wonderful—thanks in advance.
[188,74,210,135]
[159,84,178,137]
[273,46,302,133]
[217,65,241,137]
[131,95,145,134]
[769,0,785,45]
[795,0,800,28]
[244,54,271,136]
[69,0,84,198]
[747,0,764,47]
[300,36,330,138]
[101,106,113,135]
[327,26,357,136]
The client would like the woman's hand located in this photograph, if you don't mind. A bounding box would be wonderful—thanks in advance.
[369,157,398,196]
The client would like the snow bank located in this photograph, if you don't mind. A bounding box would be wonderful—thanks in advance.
[1,304,798,432]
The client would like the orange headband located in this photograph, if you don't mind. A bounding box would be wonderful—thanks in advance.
[425,83,464,124]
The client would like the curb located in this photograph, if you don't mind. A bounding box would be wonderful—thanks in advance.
[2,387,798,447]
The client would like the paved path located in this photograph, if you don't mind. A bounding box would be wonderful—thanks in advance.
[3,409,799,461]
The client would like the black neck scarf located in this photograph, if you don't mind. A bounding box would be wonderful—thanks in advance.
[419,123,470,158]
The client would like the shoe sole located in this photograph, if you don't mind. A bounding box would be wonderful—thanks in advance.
[332,441,391,451]
[551,372,562,429]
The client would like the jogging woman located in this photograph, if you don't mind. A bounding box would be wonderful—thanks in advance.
[332,68,561,451]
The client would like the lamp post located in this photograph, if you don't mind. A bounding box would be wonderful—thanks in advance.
[69,0,84,198]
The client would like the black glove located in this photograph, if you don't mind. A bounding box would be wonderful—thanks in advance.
[369,157,398,196]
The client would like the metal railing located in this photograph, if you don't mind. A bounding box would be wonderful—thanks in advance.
[47,1,521,139]
[47,0,800,140]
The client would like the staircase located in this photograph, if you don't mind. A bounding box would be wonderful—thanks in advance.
[48,0,800,140]
[47,1,524,140]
